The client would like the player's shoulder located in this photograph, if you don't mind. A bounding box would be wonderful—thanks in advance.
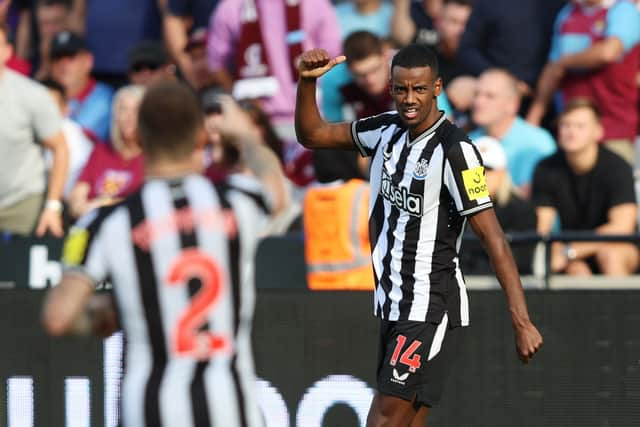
[438,119,473,153]
[355,111,404,132]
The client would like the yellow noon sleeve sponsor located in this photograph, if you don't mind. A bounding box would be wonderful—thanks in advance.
[461,166,489,201]
[62,228,90,266]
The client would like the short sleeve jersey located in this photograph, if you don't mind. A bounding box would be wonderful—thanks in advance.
[351,111,492,326]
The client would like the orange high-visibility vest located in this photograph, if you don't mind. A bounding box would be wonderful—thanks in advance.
[303,179,374,290]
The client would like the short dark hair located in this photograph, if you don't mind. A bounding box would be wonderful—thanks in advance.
[39,78,67,100]
[444,0,473,7]
[36,0,72,10]
[391,43,439,78]
[344,31,384,64]
[560,97,601,121]
[138,81,203,160]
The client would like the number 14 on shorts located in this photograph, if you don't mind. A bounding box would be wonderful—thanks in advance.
[390,335,422,373]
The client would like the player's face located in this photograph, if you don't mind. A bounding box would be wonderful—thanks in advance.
[391,65,442,134]
[557,107,603,154]
[349,54,389,96]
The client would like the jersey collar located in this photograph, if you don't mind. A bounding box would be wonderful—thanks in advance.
[407,111,446,147]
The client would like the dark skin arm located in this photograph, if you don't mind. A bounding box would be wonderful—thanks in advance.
[468,208,543,363]
[294,49,355,150]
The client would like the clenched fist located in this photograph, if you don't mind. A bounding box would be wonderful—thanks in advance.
[298,49,346,80]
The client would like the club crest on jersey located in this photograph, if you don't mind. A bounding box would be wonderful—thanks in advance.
[381,170,423,216]
[412,159,429,180]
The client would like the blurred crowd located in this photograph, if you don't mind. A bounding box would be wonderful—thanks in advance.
[1,0,640,277]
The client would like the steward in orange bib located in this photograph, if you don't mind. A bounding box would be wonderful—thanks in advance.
[303,179,374,290]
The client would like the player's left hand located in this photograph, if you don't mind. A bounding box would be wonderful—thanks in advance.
[514,321,543,364]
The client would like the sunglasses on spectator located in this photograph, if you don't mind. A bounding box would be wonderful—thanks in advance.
[130,62,162,73]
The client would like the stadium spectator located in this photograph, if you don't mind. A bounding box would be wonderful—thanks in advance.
[319,31,391,182]
[68,85,144,218]
[127,40,177,87]
[0,22,68,237]
[83,0,164,87]
[430,0,471,86]
[526,0,640,165]
[203,93,298,233]
[41,78,93,198]
[335,0,394,39]
[460,136,537,275]
[49,31,113,142]
[457,0,567,95]
[31,0,73,80]
[183,27,215,91]
[206,0,340,182]
[532,98,639,276]
[469,69,556,194]
[206,0,340,123]
[163,0,218,87]
[390,0,442,47]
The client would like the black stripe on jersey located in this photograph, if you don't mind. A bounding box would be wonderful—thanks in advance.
[217,180,270,215]
[172,183,214,427]
[128,191,166,427]
[398,136,443,320]
[379,130,412,319]
[214,184,248,427]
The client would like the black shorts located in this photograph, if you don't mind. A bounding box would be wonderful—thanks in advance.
[376,313,462,407]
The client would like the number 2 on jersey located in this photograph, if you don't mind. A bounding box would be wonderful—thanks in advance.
[390,335,422,373]
[167,249,231,360]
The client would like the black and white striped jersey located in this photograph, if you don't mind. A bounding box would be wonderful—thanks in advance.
[351,112,493,326]
[61,173,269,427]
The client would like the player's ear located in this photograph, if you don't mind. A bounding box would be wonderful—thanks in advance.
[433,77,443,98]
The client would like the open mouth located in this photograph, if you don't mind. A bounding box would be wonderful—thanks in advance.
[402,108,419,120]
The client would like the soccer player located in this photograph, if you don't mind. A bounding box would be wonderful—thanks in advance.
[42,81,268,427]
[295,45,543,426]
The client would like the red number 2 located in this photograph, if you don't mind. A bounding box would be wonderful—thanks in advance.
[390,335,422,373]
[166,249,231,360]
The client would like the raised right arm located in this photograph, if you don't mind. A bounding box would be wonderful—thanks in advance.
[294,49,354,150]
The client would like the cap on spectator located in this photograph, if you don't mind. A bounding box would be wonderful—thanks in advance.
[185,27,208,52]
[128,40,169,72]
[474,136,507,170]
[50,31,88,59]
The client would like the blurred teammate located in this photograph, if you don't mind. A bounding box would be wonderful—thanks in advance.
[295,45,543,426]
[42,81,268,427]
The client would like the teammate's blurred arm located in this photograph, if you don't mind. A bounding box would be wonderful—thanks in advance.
[468,208,543,364]
[42,273,94,336]
[295,49,354,150]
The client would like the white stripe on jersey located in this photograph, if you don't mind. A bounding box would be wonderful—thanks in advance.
[407,145,445,321]
[387,132,438,320]
[102,208,151,427]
